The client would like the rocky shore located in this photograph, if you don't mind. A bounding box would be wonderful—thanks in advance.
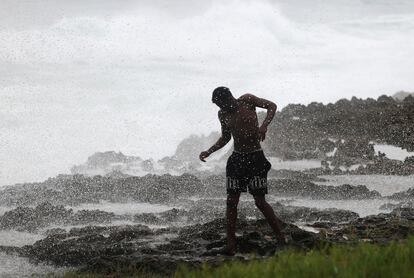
[0,207,411,276]
[0,200,413,276]
[0,172,412,276]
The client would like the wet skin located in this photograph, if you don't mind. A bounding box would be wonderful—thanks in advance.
[220,97,262,153]
[199,93,276,161]
[199,93,285,255]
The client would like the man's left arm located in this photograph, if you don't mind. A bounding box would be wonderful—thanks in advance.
[241,94,277,141]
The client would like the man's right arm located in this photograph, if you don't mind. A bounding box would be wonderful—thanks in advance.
[206,131,231,155]
[199,112,232,162]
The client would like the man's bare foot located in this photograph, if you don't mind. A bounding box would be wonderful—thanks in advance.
[264,234,288,245]
[278,235,286,243]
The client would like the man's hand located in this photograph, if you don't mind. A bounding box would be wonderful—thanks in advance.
[199,151,211,162]
[258,126,267,141]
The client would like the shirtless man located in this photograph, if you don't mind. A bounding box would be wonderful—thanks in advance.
[199,86,285,255]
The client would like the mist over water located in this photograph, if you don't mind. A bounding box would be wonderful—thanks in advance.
[1,0,414,186]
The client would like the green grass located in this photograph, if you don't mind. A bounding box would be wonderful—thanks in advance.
[62,237,414,278]
[63,268,164,278]
[175,237,414,278]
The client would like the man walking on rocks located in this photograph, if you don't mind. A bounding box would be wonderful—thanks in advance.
[199,86,286,255]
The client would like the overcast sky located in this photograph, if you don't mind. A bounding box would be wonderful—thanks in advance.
[1,0,414,186]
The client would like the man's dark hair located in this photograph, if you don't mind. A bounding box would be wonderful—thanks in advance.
[212,87,232,103]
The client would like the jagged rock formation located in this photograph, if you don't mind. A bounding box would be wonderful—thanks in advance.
[0,202,122,232]
[70,133,231,177]
[321,208,414,243]
[268,179,381,199]
[263,94,414,159]
[70,151,143,176]
[392,91,414,101]
[389,188,414,200]
[18,219,318,274]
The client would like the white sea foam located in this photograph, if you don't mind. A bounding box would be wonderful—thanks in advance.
[268,157,322,171]
[68,200,178,215]
[316,175,414,196]
[0,230,43,247]
[0,230,70,277]
[373,144,414,161]
[0,253,70,277]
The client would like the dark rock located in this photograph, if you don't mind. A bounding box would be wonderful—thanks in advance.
[22,217,318,273]
[133,213,161,224]
[268,179,381,199]
[389,188,414,200]
[44,228,67,236]
[263,95,414,159]
[70,209,118,225]
[21,209,414,276]
[133,208,187,225]
[0,173,205,206]
[283,207,359,223]
[391,207,414,220]
[0,202,72,232]
[25,224,154,266]
[322,209,414,243]
[0,202,126,232]
[0,245,24,256]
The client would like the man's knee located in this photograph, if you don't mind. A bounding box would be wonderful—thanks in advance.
[227,194,240,209]
[254,195,268,210]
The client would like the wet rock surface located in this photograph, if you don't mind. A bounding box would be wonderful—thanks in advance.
[0,170,411,275]
[268,179,381,199]
[0,192,412,276]
[7,208,412,275]
[320,208,414,244]
[0,202,126,232]
[320,156,414,176]
[20,218,318,275]
[131,199,359,226]
[389,188,414,200]
[0,173,206,207]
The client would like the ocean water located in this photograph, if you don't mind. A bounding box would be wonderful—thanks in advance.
[0,230,71,277]
[0,206,14,217]
[0,201,177,277]
[278,174,414,218]
[68,200,177,215]
[373,144,414,161]
[267,157,322,171]
[316,175,414,196]
[289,198,397,217]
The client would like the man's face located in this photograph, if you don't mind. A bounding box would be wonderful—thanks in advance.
[213,98,237,112]
[213,98,230,110]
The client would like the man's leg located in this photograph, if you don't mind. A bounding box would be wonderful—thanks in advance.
[253,194,285,242]
[226,193,240,253]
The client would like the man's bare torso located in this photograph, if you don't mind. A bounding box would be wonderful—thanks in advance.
[219,97,262,153]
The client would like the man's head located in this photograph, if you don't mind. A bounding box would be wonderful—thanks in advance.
[212,87,238,112]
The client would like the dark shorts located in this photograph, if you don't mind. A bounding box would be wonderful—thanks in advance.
[226,150,272,195]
